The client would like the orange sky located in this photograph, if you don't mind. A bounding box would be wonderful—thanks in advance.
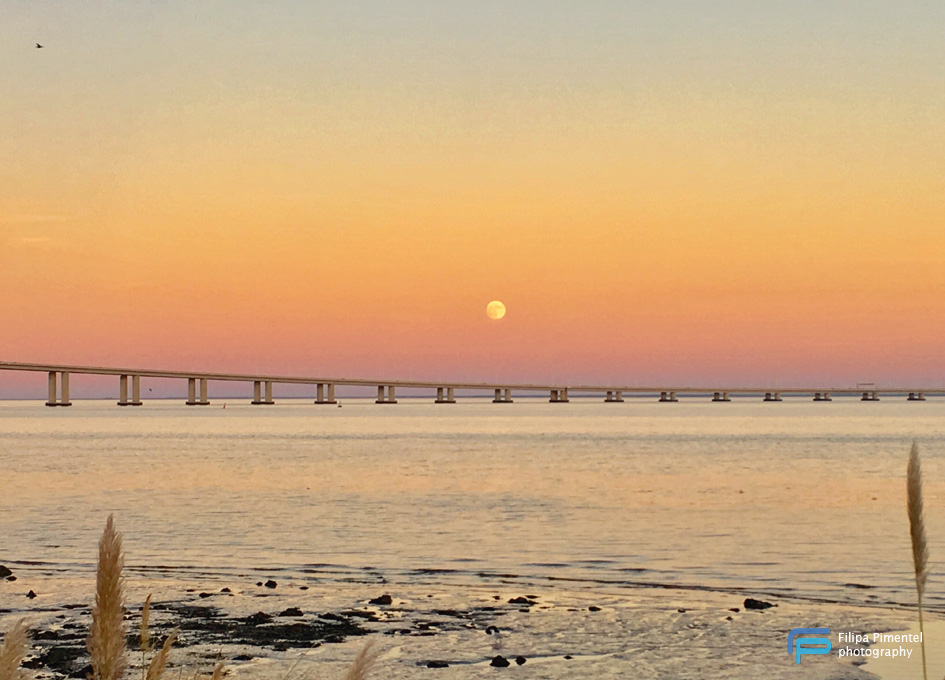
[2,2,944,395]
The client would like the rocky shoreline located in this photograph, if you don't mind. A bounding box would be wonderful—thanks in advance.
[14,583,602,677]
[0,562,912,679]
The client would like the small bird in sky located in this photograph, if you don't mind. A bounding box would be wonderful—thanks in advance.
[35,43,43,48]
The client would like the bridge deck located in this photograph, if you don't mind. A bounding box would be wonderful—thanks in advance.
[0,361,940,395]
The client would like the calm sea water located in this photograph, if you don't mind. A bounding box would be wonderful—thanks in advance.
[1,397,944,678]
[1,398,943,607]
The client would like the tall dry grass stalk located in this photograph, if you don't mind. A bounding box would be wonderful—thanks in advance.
[88,515,127,680]
[340,641,380,680]
[145,630,177,680]
[140,594,152,653]
[0,619,30,680]
[907,441,929,680]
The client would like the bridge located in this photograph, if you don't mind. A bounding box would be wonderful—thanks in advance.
[0,361,939,406]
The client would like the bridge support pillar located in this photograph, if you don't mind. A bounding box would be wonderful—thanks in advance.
[46,371,72,406]
[659,391,678,402]
[763,392,782,402]
[908,392,926,401]
[493,388,513,403]
[550,387,569,403]
[376,385,397,404]
[131,376,141,405]
[604,390,624,402]
[712,391,731,402]
[250,380,277,404]
[861,391,879,401]
[315,382,337,404]
[813,392,832,401]
[435,387,456,404]
[119,375,129,406]
[187,378,209,405]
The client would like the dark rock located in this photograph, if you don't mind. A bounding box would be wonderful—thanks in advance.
[152,601,366,649]
[264,580,277,589]
[588,606,601,612]
[564,655,573,660]
[22,644,86,676]
[426,660,449,668]
[299,586,309,591]
[6,576,16,582]
[34,630,62,640]
[507,597,533,605]
[256,582,263,586]
[0,566,12,578]
[199,592,212,599]
[490,656,510,667]
[526,595,539,600]
[743,598,773,610]
[26,590,36,599]
[369,594,393,606]
[677,608,686,613]
[515,656,526,665]
[280,608,304,617]
[485,626,500,635]
[493,595,500,600]
[220,587,231,593]
[233,655,253,661]
[726,616,733,621]
[246,612,273,625]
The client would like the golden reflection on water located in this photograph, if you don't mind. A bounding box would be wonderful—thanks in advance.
[1,398,944,608]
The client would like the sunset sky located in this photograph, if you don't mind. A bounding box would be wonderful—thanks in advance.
[2,1,944,397]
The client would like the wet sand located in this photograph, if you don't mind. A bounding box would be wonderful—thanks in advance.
[0,560,928,680]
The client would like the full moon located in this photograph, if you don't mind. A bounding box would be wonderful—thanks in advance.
[486,300,506,320]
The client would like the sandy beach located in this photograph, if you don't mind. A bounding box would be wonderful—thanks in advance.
[1,553,939,679]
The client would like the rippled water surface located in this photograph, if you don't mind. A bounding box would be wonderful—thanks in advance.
[2,398,944,606]
[2,397,944,678]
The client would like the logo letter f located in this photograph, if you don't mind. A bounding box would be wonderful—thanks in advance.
[787,628,831,663]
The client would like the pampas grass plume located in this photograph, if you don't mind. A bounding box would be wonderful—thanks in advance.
[145,630,177,680]
[89,515,127,680]
[140,594,152,653]
[0,619,30,680]
[906,441,929,680]
[340,641,380,680]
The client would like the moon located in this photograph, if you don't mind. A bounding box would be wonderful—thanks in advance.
[486,300,506,320]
